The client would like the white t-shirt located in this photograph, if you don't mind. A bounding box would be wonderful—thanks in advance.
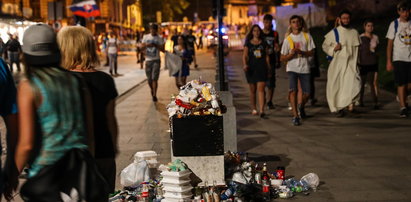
[107,38,118,54]
[386,19,411,62]
[142,34,165,61]
[281,32,315,73]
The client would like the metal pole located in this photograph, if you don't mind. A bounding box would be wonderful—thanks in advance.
[217,0,226,91]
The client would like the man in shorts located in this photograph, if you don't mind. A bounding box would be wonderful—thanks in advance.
[141,23,165,102]
[386,1,411,117]
[281,15,315,126]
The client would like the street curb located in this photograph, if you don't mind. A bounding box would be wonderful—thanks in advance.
[115,69,167,104]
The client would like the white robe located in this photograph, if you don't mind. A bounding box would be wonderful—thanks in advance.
[322,26,361,113]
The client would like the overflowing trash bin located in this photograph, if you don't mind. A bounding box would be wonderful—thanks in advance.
[110,80,322,201]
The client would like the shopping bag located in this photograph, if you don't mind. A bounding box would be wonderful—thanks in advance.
[120,160,150,187]
[165,52,182,76]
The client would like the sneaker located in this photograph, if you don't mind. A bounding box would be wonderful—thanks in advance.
[267,101,275,109]
[298,104,306,119]
[292,117,301,126]
[400,107,408,118]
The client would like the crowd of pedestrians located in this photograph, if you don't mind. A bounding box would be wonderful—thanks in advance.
[242,1,411,126]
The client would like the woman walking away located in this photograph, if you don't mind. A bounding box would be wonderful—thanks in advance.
[358,19,379,109]
[14,24,108,201]
[107,32,119,76]
[173,36,191,88]
[243,24,271,118]
[57,26,119,192]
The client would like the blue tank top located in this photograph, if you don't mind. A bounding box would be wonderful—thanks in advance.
[28,70,88,177]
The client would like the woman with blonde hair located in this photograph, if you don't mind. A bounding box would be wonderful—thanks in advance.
[57,26,119,192]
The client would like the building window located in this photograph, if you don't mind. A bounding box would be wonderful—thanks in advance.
[239,9,242,18]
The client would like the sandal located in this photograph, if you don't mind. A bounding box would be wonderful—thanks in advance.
[251,109,258,116]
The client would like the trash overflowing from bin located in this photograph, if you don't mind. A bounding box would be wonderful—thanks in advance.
[111,150,321,201]
[167,80,227,118]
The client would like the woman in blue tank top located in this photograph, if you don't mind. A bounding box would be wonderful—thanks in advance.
[13,24,96,195]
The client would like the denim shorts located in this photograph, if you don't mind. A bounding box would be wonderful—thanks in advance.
[287,71,311,94]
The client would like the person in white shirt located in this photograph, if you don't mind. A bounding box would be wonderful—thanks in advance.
[141,23,165,102]
[280,15,315,126]
[386,1,411,118]
[107,32,119,76]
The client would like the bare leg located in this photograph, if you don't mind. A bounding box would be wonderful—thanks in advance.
[152,80,158,97]
[257,82,266,114]
[297,80,303,105]
[249,83,257,113]
[289,90,298,117]
[369,72,378,105]
[398,85,407,108]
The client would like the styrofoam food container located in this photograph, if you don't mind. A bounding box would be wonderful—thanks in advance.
[271,179,283,188]
[161,170,191,179]
[134,151,157,161]
[163,191,192,198]
[163,185,192,192]
[161,178,191,185]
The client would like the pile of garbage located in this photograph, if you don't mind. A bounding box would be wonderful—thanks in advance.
[216,151,320,201]
[167,80,226,117]
[110,150,320,201]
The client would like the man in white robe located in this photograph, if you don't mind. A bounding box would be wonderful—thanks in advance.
[322,9,361,115]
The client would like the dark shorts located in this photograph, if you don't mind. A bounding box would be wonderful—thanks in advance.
[145,60,161,81]
[287,72,311,94]
[393,61,411,86]
[359,64,378,76]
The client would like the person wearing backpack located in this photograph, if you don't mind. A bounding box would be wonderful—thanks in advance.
[386,1,411,118]
[281,15,315,126]
[262,14,281,110]
[322,9,361,117]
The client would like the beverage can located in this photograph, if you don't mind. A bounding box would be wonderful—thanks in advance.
[276,166,285,180]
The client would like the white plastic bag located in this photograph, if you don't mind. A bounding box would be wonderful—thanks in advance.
[165,52,182,76]
[120,160,150,187]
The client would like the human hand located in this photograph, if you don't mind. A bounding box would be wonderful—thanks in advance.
[243,65,249,72]
[334,43,342,51]
[386,61,394,72]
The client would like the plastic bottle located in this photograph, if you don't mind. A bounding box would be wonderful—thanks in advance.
[300,173,320,191]
[262,176,270,201]
[220,187,234,200]
[262,162,268,179]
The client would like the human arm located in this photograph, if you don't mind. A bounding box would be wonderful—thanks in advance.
[15,80,35,173]
[386,39,394,72]
[106,100,118,155]
[242,46,249,71]
[322,31,339,57]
